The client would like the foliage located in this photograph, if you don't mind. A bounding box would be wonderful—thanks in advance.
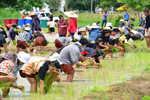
[44,0,61,11]
[91,86,111,92]
[114,15,123,27]
[100,0,118,8]
[142,96,150,100]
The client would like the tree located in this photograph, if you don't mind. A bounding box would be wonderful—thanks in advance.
[100,0,118,8]
[44,0,61,11]
[117,0,150,23]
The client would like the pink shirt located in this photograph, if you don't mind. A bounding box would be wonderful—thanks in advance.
[58,20,68,35]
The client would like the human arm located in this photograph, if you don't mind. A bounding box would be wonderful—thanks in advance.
[77,62,87,67]
[126,22,131,31]
[124,40,134,48]
[0,76,15,81]
[99,42,109,49]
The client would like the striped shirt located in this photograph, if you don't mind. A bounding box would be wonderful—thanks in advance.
[57,37,70,46]
[18,31,29,42]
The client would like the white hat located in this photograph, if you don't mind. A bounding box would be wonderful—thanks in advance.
[49,53,62,65]
[119,19,124,22]
[24,27,30,31]
[17,52,30,64]
[68,37,73,42]
[131,30,136,34]
[64,11,78,18]
[91,23,100,29]
[79,27,86,32]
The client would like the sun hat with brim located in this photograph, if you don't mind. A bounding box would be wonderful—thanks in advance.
[49,53,62,65]
[17,52,30,65]
[91,23,100,29]
[64,11,78,18]
[2,52,17,64]
[24,27,30,31]
[120,19,124,22]
[29,12,36,17]
[0,60,15,76]
[79,27,86,32]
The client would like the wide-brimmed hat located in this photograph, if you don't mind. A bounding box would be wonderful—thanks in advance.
[79,27,86,32]
[29,12,36,16]
[120,19,124,22]
[49,53,62,65]
[0,60,15,76]
[64,11,78,18]
[2,52,17,64]
[91,23,100,29]
[24,27,30,31]
[17,51,30,65]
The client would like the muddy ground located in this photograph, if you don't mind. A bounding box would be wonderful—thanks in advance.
[82,72,150,100]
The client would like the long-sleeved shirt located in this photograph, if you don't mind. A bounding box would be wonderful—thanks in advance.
[60,42,83,66]
[17,31,29,43]
[68,18,77,33]
[56,37,71,46]
[31,15,41,31]
[8,27,18,39]
[146,15,150,29]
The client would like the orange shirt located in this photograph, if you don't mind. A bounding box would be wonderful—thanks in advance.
[21,14,25,19]
[6,24,12,28]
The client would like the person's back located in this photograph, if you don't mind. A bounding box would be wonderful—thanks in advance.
[60,42,82,66]
[48,21,56,28]
[18,31,29,42]
[57,37,70,46]
[88,29,100,42]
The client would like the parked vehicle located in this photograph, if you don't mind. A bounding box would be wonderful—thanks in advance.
[25,12,59,23]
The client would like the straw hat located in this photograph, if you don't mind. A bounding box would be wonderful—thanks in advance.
[79,27,86,32]
[49,53,62,65]
[17,52,30,65]
[64,11,78,18]
[29,12,36,16]
[119,19,124,22]
[91,23,100,29]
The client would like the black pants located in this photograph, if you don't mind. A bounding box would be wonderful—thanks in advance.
[102,20,107,27]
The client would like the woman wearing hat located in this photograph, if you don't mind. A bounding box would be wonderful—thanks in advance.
[29,12,41,32]
[75,27,87,41]
[16,27,31,54]
[7,23,19,45]
[19,53,61,95]
[88,23,100,43]
[64,11,78,38]
[33,32,47,55]
[0,26,8,54]
[0,52,25,98]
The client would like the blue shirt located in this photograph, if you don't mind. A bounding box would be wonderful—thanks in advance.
[8,27,18,39]
[141,14,145,22]
[88,29,100,42]
[124,13,129,20]
[97,24,100,26]
[103,14,108,20]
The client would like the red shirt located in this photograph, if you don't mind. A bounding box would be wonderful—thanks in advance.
[58,20,68,35]
[68,18,77,33]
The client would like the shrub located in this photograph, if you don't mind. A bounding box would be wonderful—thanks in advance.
[80,10,84,13]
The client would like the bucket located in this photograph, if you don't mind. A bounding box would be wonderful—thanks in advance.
[41,19,48,28]
[25,19,32,25]
[4,19,11,26]
[18,19,25,27]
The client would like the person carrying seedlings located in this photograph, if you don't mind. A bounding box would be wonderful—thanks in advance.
[123,18,135,35]
[7,23,19,45]
[58,15,68,37]
[29,12,41,32]
[75,27,87,41]
[0,26,8,54]
[81,47,104,63]
[109,35,135,57]
[64,11,78,38]
[88,23,100,43]
[96,30,112,58]
[60,38,88,82]
[143,9,150,48]
[19,53,61,95]
[54,37,72,49]
[0,52,25,98]
[16,27,31,54]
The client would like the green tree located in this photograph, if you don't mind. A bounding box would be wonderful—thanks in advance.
[100,0,118,8]
[117,0,150,23]
[44,0,61,11]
